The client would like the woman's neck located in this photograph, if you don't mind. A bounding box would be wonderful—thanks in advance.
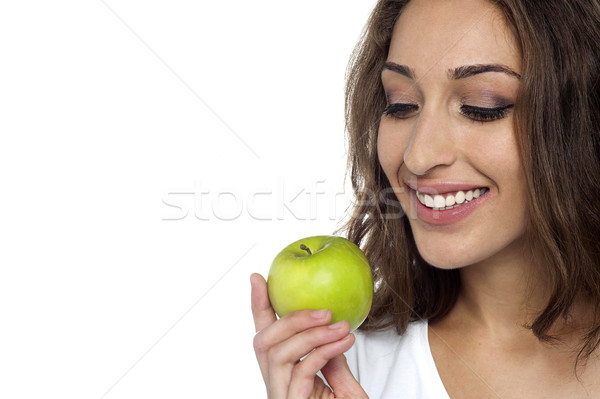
[449,238,553,340]
[448,238,590,346]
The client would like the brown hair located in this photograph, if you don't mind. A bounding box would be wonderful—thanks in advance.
[341,0,600,366]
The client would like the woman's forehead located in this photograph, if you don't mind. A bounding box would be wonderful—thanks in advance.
[388,0,521,77]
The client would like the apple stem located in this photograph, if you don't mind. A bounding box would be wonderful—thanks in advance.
[300,244,312,256]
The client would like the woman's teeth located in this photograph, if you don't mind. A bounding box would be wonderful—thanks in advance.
[416,188,487,210]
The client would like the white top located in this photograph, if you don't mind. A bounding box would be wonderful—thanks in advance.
[344,320,450,399]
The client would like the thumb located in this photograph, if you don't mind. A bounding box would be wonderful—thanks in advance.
[250,273,277,333]
[321,352,368,398]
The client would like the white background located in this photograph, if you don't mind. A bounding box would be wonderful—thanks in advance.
[0,1,376,398]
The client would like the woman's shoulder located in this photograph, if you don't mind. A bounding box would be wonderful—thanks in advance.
[344,319,450,399]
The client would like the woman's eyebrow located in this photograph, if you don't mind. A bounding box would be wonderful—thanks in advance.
[382,62,416,79]
[382,62,521,80]
[449,64,521,80]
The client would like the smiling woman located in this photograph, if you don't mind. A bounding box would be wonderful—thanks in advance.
[377,0,526,270]
[250,0,600,397]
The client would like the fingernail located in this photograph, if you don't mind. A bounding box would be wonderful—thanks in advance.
[310,309,329,319]
[328,321,346,329]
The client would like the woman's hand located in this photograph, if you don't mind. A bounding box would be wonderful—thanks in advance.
[250,273,368,399]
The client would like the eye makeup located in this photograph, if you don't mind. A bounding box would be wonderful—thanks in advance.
[383,102,419,119]
[459,103,514,122]
[382,101,514,122]
[382,87,516,123]
[458,89,515,123]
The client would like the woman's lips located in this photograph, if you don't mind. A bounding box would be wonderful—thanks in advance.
[410,187,490,225]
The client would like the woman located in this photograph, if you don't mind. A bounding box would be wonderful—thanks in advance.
[251,0,600,397]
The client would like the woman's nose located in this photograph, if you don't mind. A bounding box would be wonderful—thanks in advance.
[403,110,457,176]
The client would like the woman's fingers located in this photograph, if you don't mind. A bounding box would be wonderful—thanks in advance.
[321,353,368,398]
[255,309,332,354]
[251,272,365,398]
[268,320,350,373]
[266,320,351,396]
[254,308,334,389]
[251,274,335,384]
[286,333,355,399]
[251,273,278,384]
[250,273,277,333]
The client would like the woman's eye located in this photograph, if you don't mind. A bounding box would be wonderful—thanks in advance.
[382,103,419,120]
[460,104,514,122]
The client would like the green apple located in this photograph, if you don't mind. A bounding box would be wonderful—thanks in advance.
[267,235,373,331]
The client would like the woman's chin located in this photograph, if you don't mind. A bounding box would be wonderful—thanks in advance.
[422,256,466,270]
[415,242,481,270]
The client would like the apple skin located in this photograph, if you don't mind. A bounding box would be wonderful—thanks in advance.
[267,235,373,331]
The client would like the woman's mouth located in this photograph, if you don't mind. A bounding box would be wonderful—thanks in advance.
[410,186,491,225]
[416,187,488,211]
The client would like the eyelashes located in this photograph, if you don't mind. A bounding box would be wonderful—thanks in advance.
[460,104,514,122]
[382,102,514,123]
[383,103,419,118]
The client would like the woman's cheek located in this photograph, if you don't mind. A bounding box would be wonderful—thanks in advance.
[377,127,415,219]
[377,124,407,186]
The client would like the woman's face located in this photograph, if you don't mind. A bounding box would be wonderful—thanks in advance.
[378,0,527,269]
